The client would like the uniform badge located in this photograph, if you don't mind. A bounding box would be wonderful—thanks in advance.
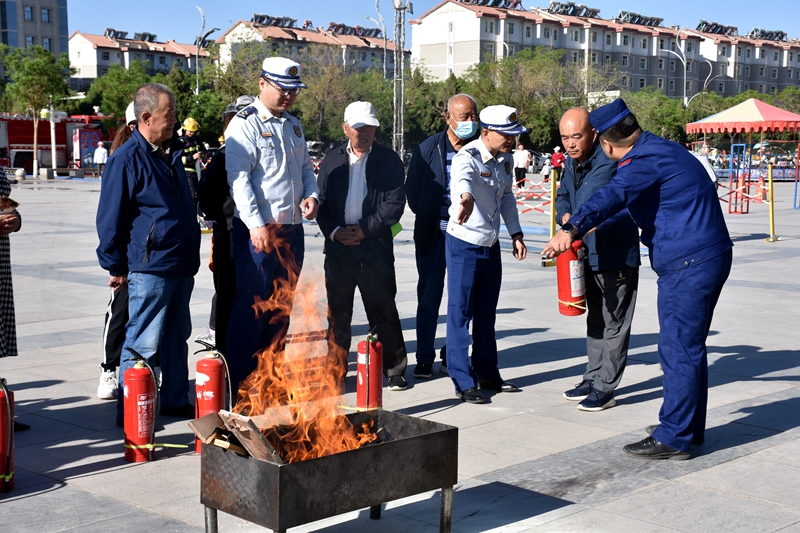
[509,112,517,122]
[294,125,302,138]
[480,171,491,177]
[261,132,273,138]
[618,158,632,169]
[504,162,511,175]
[288,66,298,76]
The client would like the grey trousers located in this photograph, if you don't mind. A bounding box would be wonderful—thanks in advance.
[582,265,639,393]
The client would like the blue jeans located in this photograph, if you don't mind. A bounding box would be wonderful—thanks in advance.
[117,273,194,420]
[445,235,502,393]
[226,219,304,396]
[414,231,446,364]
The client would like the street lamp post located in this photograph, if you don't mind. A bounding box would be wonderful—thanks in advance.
[194,7,218,97]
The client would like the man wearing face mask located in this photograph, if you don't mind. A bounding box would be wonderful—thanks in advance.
[405,94,479,379]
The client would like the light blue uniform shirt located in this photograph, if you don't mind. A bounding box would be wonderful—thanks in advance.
[447,138,522,247]
[224,96,319,228]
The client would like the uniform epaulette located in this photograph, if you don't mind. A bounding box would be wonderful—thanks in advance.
[466,147,480,158]
[235,106,258,119]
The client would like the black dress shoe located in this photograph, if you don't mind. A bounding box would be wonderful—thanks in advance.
[159,403,195,419]
[458,387,486,404]
[623,436,690,460]
[478,378,519,392]
[645,424,704,445]
[13,421,31,432]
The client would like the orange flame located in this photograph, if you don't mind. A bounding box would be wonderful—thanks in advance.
[232,227,376,463]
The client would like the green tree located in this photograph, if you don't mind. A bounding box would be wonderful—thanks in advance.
[86,60,151,128]
[623,87,687,142]
[163,62,195,126]
[0,45,74,174]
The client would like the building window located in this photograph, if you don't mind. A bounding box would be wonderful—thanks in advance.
[774,51,779,61]
[23,6,32,21]
[543,26,550,39]
[159,56,166,65]
[639,58,647,69]
[759,66,765,77]
[671,41,676,52]
[670,60,676,72]
[604,54,610,64]
[687,60,692,73]
[790,69,793,79]
[669,79,675,91]
[641,38,647,49]
[485,20,494,34]
[570,30,579,42]
[746,66,750,76]
[737,47,742,57]
[639,78,646,88]
[508,44,516,55]
[571,51,579,63]
[41,8,50,23]
[621,55,628,67]
[745,84,750,90]
[759,84,765,93]
[659,38,665,50]
[176,58,182,67]
[686,42,693,53]
[746,48,751,58]
[525,26,531,38]
[484,43,494,57]
[448,22,453,33]
[720,45,726,56]
[736,65,742,75]
[102,51,109,60]
[623,35,629,46]
[553,28,557,40]
[718,64,726,75]
[591,52,598,64]
[100,67,108,75]
[686,80,691,91]
[772,68,778,79]
[790,52,794,62]
[737,82,742,91]
[25,35,34,47]
[605,34,611,45]
[621,75,628,87]
[658,58,664,70]
[658,78,664,89]
[42,37,50,51]
[771,86,777,93]
[717,82,724,92]
[448,44,453,56]
[508,22,515,35]
[591,31,597,42]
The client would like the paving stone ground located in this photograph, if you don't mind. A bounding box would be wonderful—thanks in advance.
[1,176,799,532]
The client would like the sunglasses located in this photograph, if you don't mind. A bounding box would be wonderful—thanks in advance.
[264,78,301,96]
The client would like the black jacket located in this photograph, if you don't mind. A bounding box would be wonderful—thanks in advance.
[405,130,449,258]
[316,141,406,260]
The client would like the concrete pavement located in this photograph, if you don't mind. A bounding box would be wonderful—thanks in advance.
[1,176,799,532]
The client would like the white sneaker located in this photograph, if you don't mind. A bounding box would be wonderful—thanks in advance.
[195,328,216,347]
[97,370,118,400]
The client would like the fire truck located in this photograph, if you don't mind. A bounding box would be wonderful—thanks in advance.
[0,113,89,175]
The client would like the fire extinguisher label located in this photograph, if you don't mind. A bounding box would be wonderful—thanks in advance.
[569,260,586,297]
[137,393,155,439]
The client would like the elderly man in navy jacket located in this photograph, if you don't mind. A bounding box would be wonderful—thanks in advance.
[405,93,479,379]
[317,101,409,391]
[96,83,201,425]
[556,108,640,412]
[543,99,732,460]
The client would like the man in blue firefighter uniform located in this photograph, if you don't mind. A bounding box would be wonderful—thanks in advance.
[446,105,528,405]
[224,57,319,397]
[543,99,732,459]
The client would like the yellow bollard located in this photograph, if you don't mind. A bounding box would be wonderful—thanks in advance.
[767,163,780,242]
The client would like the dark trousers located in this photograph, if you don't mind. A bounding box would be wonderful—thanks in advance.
[101,284,128,371]
[226,219,304,395]
[325,245,407,378]
[414,231,446,364]
[445,235,502,393]
[514,167,527,188]
[186,170,200,217]
[211,226,236,354]
[651,249,732,453]
[583,265,639,393]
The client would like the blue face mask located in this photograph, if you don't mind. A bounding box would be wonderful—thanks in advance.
[451,120,478,140]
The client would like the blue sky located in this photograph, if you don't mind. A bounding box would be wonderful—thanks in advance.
[68,1,800,49]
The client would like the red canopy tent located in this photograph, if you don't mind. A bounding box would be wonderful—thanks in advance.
[686,98,800,134]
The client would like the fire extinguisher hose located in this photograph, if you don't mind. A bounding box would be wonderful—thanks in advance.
[1,378,12,491]
[194,341,233,411]
[557,298,587,311]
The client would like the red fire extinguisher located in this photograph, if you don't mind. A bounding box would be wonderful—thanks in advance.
[194,345,228,454]
[356,332,383,410]
[0,378,14,493]
[123,348,157,463]
[556,239,587,316]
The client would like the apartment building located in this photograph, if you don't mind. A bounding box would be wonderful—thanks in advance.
[0,0,69,56]
[68,29,210,91]
[217,14,407,76]
[411,0,800,99]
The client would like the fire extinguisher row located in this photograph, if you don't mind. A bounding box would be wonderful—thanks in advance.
[122,344,231,463]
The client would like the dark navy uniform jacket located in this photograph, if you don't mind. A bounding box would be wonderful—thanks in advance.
[555,142,640,272]
[568,131,732,276]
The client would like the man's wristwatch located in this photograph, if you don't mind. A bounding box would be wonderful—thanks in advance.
[561,222,579,240]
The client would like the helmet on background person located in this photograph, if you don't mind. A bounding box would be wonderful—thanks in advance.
[182,117,199,132]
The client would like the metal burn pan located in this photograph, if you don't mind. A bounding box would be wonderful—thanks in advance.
[200,410,458,533]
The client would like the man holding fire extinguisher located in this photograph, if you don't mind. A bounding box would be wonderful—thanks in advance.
[555,108,640,412]
[446,105,528,405]
[542,99,732,460]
